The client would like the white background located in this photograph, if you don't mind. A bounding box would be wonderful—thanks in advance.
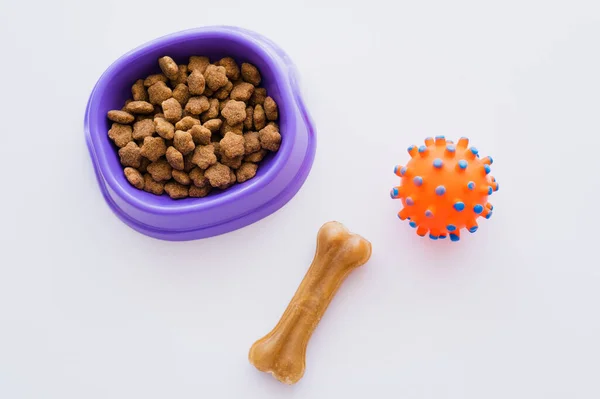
[1,0,600,398]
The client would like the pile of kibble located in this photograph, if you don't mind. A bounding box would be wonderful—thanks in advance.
[106,55,281,199]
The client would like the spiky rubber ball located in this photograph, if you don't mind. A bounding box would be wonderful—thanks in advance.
[390,136,498,241]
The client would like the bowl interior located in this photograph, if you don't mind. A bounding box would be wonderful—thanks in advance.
[90,31,292,208]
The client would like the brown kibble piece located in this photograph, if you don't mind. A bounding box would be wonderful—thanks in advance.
[175,116,200,131]
[166,146,184,170]
[189,167,209,187]
[221,169,237,189]
[245,149,267,163]
[173,130,195,155]
[259,125,282,152]
[227,171,237,188]
[243,131,261,154]
[201,98,220,122]
[220,132,246,158]
[148,81,173,105]
[143,173,165,195]
[189,185,212,198]
[185,96,210,115]
[158,56,179,80]
[172,84,190,106]
[236,162,258,183]
[217,57,240,81]
[230,82,254,102]
[132,119,155,140]
[147,159,172,182]
[164,181,189,199]
[189,125,212,145]
[125,101,154,114]
[244,106,254,130]
[118,141,142,168]
[169,65,188,86]
[254,104,266,130]
[220,121,243,136]
[204,64,229,91]
[140,136,167,162]
[144,74,168,87]
[171,170,191,185]
[205,162,232,188]
[214,80,233,100]
[154,117,175,140]
[188,69,206,95]
[264,96,278,121]
[250,87,266,105]
[120,100,130,111]
[188,56,210,73]
[108,123,133,148]
[192,144,217,169]
[108,110,134,124]
[132,79,148,101]
[162,98,182,123]
[221,100,246,125]
[241,63,261,86]
[208,98,220,115]
[203,118,222,133]
[220,154,243,169]
[124,167,144,189]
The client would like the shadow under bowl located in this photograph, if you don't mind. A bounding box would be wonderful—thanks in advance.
[85,26,316,241]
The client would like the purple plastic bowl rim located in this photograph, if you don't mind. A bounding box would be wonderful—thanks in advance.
[84,26,316,239]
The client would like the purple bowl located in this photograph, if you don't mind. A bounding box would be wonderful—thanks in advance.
[85,26,316,241]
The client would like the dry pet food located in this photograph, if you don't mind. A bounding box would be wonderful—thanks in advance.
[106,55,281,199]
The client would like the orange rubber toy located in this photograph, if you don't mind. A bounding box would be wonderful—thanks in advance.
[390,136,498,241]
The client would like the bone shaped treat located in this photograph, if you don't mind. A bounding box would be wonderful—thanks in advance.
[248,221,372,384]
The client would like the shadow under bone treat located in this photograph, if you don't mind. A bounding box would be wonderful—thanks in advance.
[248,221,372,384]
